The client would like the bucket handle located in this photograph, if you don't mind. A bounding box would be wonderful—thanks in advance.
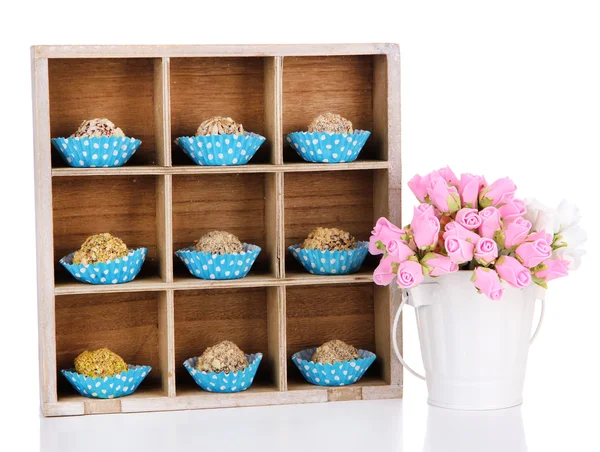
[392,289,546,381]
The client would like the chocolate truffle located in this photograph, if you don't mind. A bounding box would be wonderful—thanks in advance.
[72,233,129,265]
[307,113,353,134]
[195,116,245,136]
[302,227,357,251]
[70,118,125,138]
[74,348,129,378]
[312,340,359,364]
[194,230,244,254]
[195,341,249,374]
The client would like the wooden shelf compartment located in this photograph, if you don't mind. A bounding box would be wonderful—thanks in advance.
[48,57,170,168]
[54,291,172,407]
[283,169,386,276]
[284,283,401,401]
[282,55,389,163]
[51,175,172,285]
[170,57,282,166]
[174,287,285,393]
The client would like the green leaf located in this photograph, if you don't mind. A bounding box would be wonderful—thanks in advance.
[532,275,548,290]
[494,230,506,250]
[447,193,462,214]
[470,270,477,282]
[375,240,386,251]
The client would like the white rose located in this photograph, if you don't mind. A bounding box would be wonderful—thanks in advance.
[555,199,581,232]
[523,198,559,235]
[554,223,587,249]
[552,247,586,271]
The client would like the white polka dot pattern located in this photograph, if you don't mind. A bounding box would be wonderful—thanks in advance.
[175,244,261,280]
[61,365,152,399]
[175,133,265,166]
[184,354,262,393]
[288,242,369,275]
[285,131,370,163]
[60,248,147,285]
[51,136,141,168]
[292,348,376,387]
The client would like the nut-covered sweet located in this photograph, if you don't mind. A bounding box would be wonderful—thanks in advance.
[195,341,249,374]
[70,118,125,138]
[307,113,353,134]
[194,230,244,254]
[302,227,357,251]
[72,233,129,265]
[312,340,359,364]
[195,116,245,136]
[74,348,129,377]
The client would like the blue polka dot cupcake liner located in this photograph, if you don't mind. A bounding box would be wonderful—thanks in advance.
[285,130,370,163]
[175,133,266,166]
[175,244,261,280]
[292,348,376,387]
[61,365,152,399]
[60,247,147,285]
[184,353,262,393]
[51,136,141,168]
[288,242,369,275]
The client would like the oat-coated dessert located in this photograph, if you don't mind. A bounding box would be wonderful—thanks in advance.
[307,113,354,134]
[195,341,249,374]
[195,116,245,136]
[70,118,125,138]
[194,231,244,255]
[74,348,129,378]
[312,340,360,364]
[72,233,128,265]
[302,227,357,251]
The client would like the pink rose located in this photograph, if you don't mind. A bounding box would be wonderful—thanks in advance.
[459,173,486,208]
[515,239,552,268]
[426,178,461,214]
[437,166,460,187]
[478,206,502,238]
[387,239,415,261]
[503,217,532,248]
[498,199,526,223]
[472,268,504,300]
[535,259,569,282]
[373,255,397,286]
[443,222,480,243]
[479,177,517,208]
[526,230,552,245]
[444,236,475,264]
[495,256,532,288]
[455,208,482,230]
[407,174,427,203]
[412,205,440,250]
[474,237,498,265]
[422,252,459,277]
[396,260,424,289]
[369,217,404,255]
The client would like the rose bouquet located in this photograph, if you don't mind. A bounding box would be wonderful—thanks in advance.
[370,167,586,299]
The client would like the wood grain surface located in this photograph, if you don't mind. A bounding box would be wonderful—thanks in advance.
[49,58,157,166]
[55,292,161,396]
[170,57,269,165]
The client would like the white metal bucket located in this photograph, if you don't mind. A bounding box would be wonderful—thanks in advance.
[393,271,545,410]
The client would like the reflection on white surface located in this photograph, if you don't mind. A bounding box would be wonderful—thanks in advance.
[423,405,527,452]
[40,399,404,452]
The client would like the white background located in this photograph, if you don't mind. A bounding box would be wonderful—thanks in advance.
[1,1,599,450]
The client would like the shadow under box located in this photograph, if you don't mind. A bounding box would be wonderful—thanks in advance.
[282,55,385,163]
[48,58,158,168]
[283,170,380,276]
[173,287,276,394]
[55,291,164,400]
[285,283,383,388]
[52,175,160,285]
[172,173,272,281]
[170,57,270,166]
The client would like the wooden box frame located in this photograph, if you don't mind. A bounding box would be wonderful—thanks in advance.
[32,44,402,417]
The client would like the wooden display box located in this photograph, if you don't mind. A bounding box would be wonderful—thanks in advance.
[32,44,402,417]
